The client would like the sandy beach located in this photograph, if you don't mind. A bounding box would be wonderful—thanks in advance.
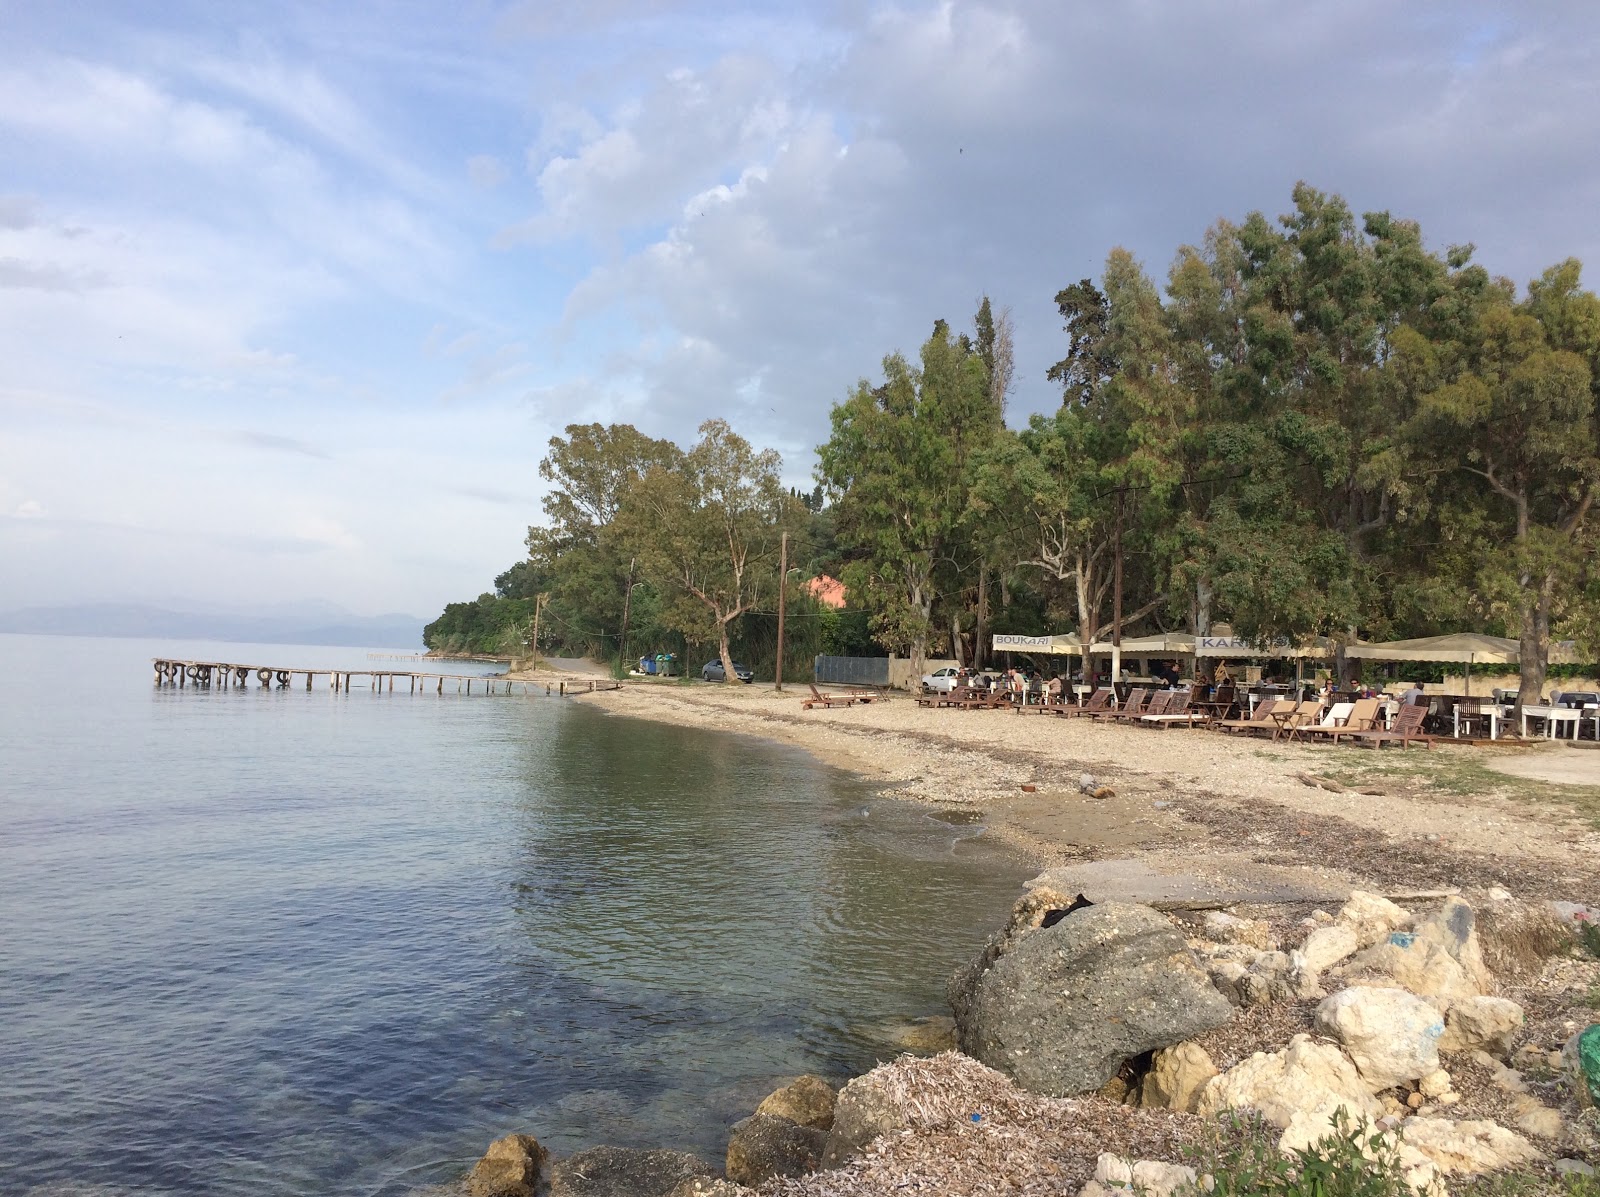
[569,680,1600,904]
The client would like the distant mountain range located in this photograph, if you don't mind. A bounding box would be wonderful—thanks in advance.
[0,602,426,649]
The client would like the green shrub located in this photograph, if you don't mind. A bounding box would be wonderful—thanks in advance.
[1185,1110,1410,1197]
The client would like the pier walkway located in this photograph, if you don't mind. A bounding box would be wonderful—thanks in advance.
[151,658,619,696]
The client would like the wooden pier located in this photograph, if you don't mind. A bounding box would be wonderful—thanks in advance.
[151,658,619,697]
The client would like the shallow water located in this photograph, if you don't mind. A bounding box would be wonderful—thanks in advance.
[0,633,1028,1196]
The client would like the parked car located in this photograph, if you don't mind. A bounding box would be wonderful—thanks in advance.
[702,659,754,683]
[921,666,960,693]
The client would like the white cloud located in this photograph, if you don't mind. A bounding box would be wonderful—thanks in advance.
[14,499,44,518]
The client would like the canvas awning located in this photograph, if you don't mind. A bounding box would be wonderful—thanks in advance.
[1345,633,1578,666]
[1196,634,1334,660]
[1345,633,1520,665]
[991,633,1084,656]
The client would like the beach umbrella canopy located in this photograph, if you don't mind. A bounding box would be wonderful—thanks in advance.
[1344,633,1521,665]
[991,633,1085,656]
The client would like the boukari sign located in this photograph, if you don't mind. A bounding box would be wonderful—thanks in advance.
[992,634,1052,651]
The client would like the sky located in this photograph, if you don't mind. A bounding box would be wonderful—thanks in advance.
[2,1,1598,619]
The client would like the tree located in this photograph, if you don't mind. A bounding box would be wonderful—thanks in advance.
[527,423,680,662]
[1403,259,1600,705]
[818,321,994,677]
[617,419,796,682]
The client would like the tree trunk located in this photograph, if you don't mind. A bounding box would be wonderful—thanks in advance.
[1194,577,1212,637]
[1516,570,1555,710]
[719,623,739,685]
[975,568,988,670]
[951,610,965,667]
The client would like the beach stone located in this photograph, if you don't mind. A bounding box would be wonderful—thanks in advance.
[950,901,1234,1096]
[466,1134,549,1197]
[820,1069,912,1166]
[1079,1152,1197,1197]
[1198,944,1293,1008]
[1336,938,1480,1004]
[1413,898,1494,993]
[888,1016,959,1056]
[1438,996,1524,1057]
[547,1147,712,1197]
[1139,1042,1217,1113]
[1419,1068,1452,1099]
[1508,1094,1565,1140]
[1337,892,1411,947]
[1203,911,1276,950]
[1556,1159,1597,1178]
[724,1114,824,1185]
[1198,1033,1380,1141]
[1314,987,1444,1092]
[1300,923,1361,973]
[755,1074,836,1130]
[1399,1118,1542,1175]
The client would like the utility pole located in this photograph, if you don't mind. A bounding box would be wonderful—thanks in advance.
[774,531,788,691]
[1111,493,1124,691]
[618,557,636,676]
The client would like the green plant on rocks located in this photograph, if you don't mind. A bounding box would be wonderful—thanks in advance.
[1184,1110,1410,1197]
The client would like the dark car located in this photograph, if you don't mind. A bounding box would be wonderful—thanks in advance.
[701,659,754,683]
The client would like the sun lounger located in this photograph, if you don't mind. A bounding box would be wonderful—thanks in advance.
[1329,701,1434,749]
[1299,698,1379,742]
[1061,688,1114,718]
[1103,688,1155,722]
[1140,689,1207,729]
[803,683,861,710]
[1212,697,1288,736]
[1269,699,1326,740]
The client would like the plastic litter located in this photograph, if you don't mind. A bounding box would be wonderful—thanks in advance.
[1388,931,1416,948]
[1580,1024,1600,1106]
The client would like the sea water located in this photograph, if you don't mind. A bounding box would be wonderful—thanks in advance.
[0,633,1028,1196]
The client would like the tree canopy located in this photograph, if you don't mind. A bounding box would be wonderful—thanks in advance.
[428,184,1600,704]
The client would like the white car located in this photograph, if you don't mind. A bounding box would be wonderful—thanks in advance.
[921,666,960,693]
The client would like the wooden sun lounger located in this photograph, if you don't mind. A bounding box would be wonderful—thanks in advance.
[1141,689,1207,728]
[1329,702,1434,749]
[1212,698,1288,736]
[1104,689,1156,722]
[1061,688,1114,718]
[1299,698,1379,742]
[803,683,858,710]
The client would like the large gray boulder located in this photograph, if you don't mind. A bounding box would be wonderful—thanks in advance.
[547,1147,713,1197]
[949,900,1234,1096]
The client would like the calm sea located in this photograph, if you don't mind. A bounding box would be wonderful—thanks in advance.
[0,633,1027,1196]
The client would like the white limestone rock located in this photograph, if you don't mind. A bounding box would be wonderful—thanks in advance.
[1197,1033,1380,1144]
[1139,1042,1218,1113]
[1438,996,1524,1057]
[1400,1117,1543,1175]
[1314,987,1445,1092]
[1079,1152,1197,1197]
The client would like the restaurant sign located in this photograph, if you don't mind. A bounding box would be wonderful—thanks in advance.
[993,634,1053,651]
[1196,635,1326,658]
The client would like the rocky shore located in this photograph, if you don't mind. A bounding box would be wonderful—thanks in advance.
[454,679,1600,1195]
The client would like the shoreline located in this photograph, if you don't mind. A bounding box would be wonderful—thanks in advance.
[561,679,1600,903]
